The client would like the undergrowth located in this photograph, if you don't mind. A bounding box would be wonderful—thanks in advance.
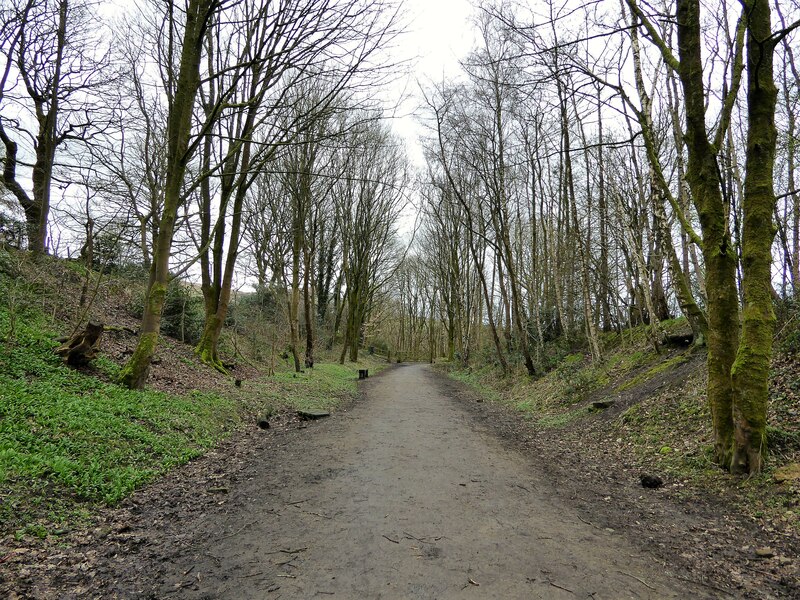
[0,260,385,539]
[0,288,239,536]
[439,318,800,534]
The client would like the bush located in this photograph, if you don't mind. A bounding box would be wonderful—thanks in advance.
[129,277,204,345]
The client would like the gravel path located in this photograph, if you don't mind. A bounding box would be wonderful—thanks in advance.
[152,364,710,599]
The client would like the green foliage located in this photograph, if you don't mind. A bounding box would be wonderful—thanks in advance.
[129,277,204,345]
[536,407,590,428]
[617,353,688,391]
[0,212,26,249]
[553,353,609,403]
[766,425,800,451]
[0,291,239,533]
[228,285,282,328]
[255,361,382,412]
[777,323,800,355]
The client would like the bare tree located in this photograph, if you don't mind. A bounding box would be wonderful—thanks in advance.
[0,0,112,254]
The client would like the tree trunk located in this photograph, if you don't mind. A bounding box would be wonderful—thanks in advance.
[676,0,740,467]
[730,0,778,474]
[120,0,214,390]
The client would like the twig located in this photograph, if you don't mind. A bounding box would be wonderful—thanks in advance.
[382,534,400,544]
[549,581,574,594]
[674,576,733,596]
[266,547,308,555]
[276,574,297,578]
[617,570,656,590]
[577,515,595,527]
[403,531,443,544]
[217,521,255,541]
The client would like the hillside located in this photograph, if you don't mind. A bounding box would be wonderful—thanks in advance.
[0,249,385,591]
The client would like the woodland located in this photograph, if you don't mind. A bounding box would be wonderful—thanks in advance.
[1,0,799,492]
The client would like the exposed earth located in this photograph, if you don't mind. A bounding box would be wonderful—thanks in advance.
[3,364,797,598]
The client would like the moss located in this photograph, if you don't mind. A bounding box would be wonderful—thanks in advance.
[536,407,590,429]
[617,353,689,391]
[118,331,160,390]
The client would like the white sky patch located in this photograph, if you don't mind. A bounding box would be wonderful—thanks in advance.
[389,0,476,169]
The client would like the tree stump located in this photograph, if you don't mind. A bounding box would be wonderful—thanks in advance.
[55,323,104,366]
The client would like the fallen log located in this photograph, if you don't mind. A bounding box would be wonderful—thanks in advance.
[55,322,104,366]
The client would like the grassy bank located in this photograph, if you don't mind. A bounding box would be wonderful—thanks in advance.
[438,323,800,533]
[0,259,385,540]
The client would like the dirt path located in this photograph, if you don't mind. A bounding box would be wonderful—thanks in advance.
[116,363,708,600]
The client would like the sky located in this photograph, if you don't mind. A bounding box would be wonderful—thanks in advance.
[388,0,476,167]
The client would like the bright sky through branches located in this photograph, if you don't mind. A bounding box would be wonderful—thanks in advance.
[390,0,475,167]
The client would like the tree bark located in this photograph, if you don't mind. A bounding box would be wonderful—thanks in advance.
[120,0,215,389]
[676,0,740,467]
[730,0,778,474]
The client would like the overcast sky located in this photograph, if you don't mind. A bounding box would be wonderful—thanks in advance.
[389,0,476,167]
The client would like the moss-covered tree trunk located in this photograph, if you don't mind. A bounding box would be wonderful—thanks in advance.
[120,0,214,390]
[676,0,740,467]
[730,0,778,474]
[303,240,315,369]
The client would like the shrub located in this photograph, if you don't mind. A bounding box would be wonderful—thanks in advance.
[129,277,204,345]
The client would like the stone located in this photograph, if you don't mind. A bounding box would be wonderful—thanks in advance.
[640,474,664,489]
[754,547,775,559]
[297,409,330,421]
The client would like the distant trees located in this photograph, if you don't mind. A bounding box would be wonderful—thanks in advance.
[413,0,799,474]
[117,0,403,388]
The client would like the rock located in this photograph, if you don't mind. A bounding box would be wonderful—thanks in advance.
[297,409,330,421]
[640,474,664,489]
[773,463,800,483]
[754,547,775,559]
[592,400,615,409]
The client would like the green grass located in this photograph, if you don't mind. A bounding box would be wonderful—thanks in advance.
[536,407,590,428]
[253,359,385,414]
[0,286,240,535]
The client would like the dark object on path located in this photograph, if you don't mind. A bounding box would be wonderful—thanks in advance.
[591,400,615,410]
[55,322,104,366]
[640,474,664,489]
[257,416,270,429]
[297,409,330,421]
[235,378,242,388]
[359,369,369,380]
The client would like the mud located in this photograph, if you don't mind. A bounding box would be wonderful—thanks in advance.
[107,364,714,599]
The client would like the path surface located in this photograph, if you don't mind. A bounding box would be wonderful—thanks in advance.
[157,364,709,599]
